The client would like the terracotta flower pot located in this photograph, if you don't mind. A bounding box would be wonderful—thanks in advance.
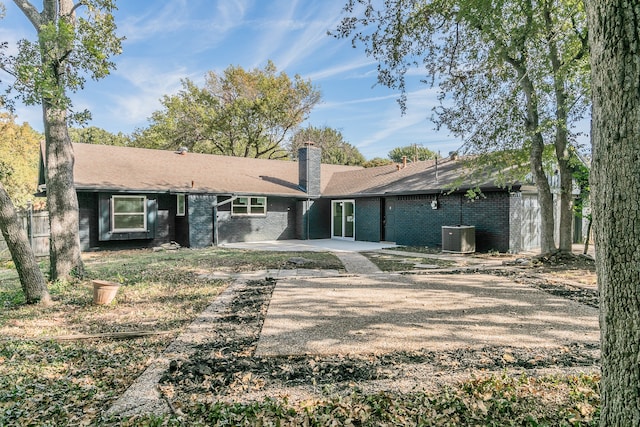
[92,280,120,305]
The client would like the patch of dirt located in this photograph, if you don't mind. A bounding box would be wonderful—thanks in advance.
[532,251,595,267]
[160,275,600,406]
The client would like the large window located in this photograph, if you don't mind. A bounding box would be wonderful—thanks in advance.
[112,195,147,232]
[232,196,267,216]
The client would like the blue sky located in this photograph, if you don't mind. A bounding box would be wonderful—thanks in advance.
[1,0,465,160]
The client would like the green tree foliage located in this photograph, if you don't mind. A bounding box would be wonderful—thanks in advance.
[0,0,123,281]
[388,144,437,163]
[288,125,365,165]
[0,113,42,208]
[362,157,394,168]
[68,126,130,146]
[133,61,321,159]
[335,0,589,254]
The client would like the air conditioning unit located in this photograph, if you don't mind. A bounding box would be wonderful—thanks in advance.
[442,225,476,253]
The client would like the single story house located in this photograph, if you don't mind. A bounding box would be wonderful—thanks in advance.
[37,143,546,253]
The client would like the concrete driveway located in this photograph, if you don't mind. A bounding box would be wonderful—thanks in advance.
[256,272,599,356]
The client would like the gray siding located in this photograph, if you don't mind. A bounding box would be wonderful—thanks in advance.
[78,192,96,251]
[509,192,523,253]
[217,197,297,244]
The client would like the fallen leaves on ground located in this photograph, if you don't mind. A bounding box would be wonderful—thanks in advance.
[0,248,601,426]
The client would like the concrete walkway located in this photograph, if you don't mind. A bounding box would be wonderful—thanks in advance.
[107,279,244,417]
[222,239,388,274]
[331,251,382,274]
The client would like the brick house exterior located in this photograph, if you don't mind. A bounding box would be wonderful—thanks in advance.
[39,143,540,253]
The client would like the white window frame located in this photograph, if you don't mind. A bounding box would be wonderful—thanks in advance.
[232,196,267,216]
[111,195,147,232]
[176,194,186,216]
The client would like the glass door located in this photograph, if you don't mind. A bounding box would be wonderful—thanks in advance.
[332,200,355,240]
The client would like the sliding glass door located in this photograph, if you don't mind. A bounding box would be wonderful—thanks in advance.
[332,200,355,240]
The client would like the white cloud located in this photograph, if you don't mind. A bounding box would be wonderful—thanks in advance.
[355,88,443,149]
[215,0,251,32]
[94,60,200,128]
[317,93,400,111]
[247,1,350,71]
[305,58,376,81]
[117,1,192,43]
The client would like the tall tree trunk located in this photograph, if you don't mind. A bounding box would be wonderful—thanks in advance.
[508,57,557,254]
[550,71,575,254]
[0,183,50,304]
[543,2,575,253]
[582,215,592,255]
[43,103,84,281]
[529,135,556,254]
[587,1,640,424]
[556,159,574,252]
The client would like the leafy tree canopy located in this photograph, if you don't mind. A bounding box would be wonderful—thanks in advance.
[334,0,589,254]
[388,144,437,163]
[68,126,131,146]
[334,0,589,152]
[0,0,123,123]
[0,113,42,208]
[288,125,365,165]
[362,157,394,168]
[1,0,124,281]
[133,61,321,159]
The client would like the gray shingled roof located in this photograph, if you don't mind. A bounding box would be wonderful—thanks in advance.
[324,156,517,197]
[69,143,361,196]
[54,144,517,198]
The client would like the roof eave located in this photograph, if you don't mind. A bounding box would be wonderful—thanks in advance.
[75,186,315,199]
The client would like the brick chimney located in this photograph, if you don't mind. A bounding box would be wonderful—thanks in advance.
[298,142,321,196]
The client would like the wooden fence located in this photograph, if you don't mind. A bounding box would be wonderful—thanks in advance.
[0,210,50,258]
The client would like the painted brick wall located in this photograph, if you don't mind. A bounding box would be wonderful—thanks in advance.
[355,197,381,242]
[393,194,451,248]
[296,199,331,239]
[189,194,216,248]
[392,191,511,252]
[217,197,297,243]
[310,199,331,238]
[460,191,510,252]
[296,200,308,239]
[298,146,322,196]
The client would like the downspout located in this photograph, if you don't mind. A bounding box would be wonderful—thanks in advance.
[306,198,311,240]
[305,142,312,240]
[213,199,218,247]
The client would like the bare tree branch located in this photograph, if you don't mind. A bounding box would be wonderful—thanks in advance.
[12,0,41,29]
